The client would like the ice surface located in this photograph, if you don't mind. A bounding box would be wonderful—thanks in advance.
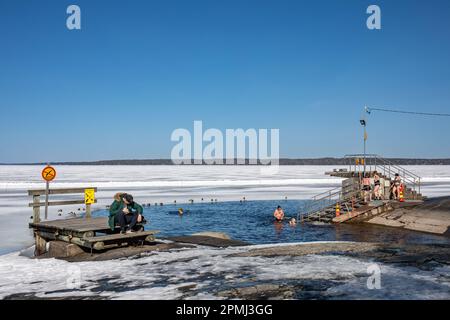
[0,165,449,254]
[0,244,449,300]
[0,165,449,300]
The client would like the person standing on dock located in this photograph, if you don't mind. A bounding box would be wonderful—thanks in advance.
[391,173,402,200]
[273,206,285,222]
[362,173,372,203]
[373,171,382,200]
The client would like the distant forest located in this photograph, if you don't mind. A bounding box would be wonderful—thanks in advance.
[4,158,450,165]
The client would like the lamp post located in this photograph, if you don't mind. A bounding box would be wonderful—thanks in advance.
[360,118,367,173]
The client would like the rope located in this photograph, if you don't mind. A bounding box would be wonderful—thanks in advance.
[366,107,450,117]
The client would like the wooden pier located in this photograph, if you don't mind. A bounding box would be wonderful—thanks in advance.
[30,217,158,254]
[28,187,158,256]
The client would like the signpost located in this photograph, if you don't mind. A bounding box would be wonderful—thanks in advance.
[41,165,56,219]
[84,188,95,218]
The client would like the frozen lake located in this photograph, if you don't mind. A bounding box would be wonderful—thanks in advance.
[0,165,450,254]
[0,165,449,300]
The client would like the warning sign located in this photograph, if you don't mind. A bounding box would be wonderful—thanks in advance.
[84,188,95,205]
[42,166,57,182]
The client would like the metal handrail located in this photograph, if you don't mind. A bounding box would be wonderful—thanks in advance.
[299,153,423,222]
[310,186,342,200]
[375,156,421,193]
[344,154,421,194]
[345,154,420,179]
[299,188,363,222]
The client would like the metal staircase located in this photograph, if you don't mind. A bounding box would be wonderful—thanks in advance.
[298,188,363,223]
[298,154,423,223]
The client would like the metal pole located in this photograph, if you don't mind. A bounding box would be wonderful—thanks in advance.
[44,162,50,220]
[44,180,49,220]
[363,125,366,174]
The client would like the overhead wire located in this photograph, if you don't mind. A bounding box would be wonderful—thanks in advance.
[366,106,450,117]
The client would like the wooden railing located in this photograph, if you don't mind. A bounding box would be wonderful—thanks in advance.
[28,187,97,223]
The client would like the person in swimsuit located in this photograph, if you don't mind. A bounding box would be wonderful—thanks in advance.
[391,173,402,200]
[273,206,285,222]
[362,172,372,202]
[373,171,381,200]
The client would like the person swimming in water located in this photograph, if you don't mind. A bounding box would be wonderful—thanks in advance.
[178,208,184,215]
[273,206,285,222]
[289,218,297,226]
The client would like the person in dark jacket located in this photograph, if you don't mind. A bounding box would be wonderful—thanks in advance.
[108,192,125,230]
[109,193,144,234]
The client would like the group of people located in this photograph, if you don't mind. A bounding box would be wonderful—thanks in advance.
[361,171,403,202]
[109,193,145,234]
[109,195,297,235]
[109,172,405,234]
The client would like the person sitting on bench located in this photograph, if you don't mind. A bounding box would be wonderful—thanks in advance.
[109,193,144,234]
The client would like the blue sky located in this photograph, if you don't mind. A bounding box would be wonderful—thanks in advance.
[1,0,450,162]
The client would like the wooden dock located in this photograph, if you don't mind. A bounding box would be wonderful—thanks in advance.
[27,187,159,256]
[29,217,158,254]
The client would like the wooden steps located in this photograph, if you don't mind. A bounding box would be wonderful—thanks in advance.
[84,230,159,250]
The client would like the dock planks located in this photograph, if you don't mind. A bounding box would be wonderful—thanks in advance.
[30,217,113,233]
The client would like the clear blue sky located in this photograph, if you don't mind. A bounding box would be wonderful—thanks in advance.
[1,0,450,162]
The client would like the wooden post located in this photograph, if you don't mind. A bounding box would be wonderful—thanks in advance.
[33,195,41,223]
[35,233,47,256]
[86,203,91,219]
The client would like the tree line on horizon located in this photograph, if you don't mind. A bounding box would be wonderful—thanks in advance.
[3,158,450,165]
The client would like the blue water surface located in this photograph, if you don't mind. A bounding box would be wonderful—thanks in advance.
[94,200,450,245]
